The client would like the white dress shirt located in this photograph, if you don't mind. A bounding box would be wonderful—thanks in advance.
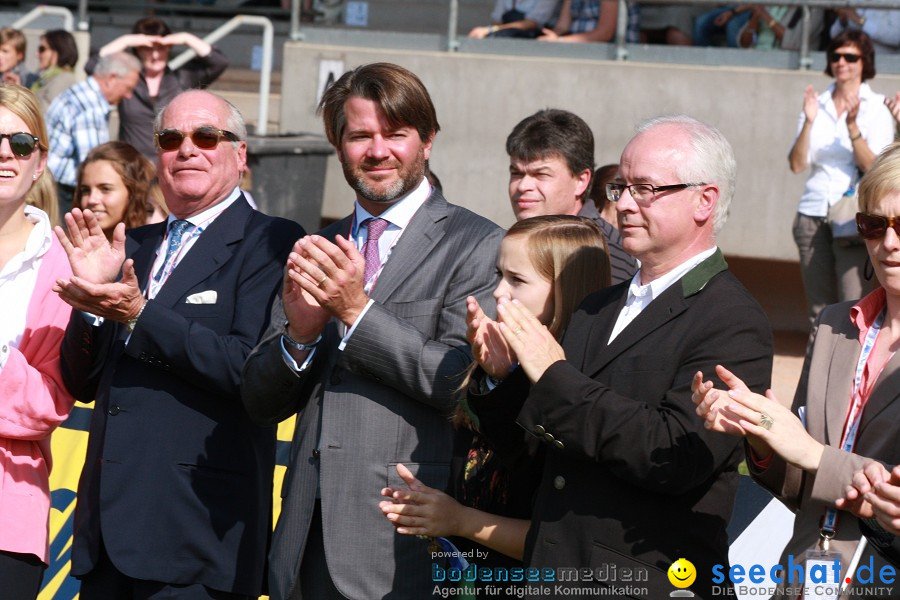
[0,206,53,370]
[608,247,717,344]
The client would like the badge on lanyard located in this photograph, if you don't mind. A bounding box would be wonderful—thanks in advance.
[802,538,842,600]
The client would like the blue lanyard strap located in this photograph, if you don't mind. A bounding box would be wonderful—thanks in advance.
[821,307,886,537]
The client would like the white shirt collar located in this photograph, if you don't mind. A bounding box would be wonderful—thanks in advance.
[626,246,718,305]
[166,186,242,229]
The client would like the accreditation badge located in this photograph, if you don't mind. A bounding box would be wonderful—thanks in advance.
[802,546,843,600]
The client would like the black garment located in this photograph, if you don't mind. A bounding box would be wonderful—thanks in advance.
[0,550,44,600]
[578,201,638,285]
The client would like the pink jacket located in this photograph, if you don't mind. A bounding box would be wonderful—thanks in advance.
[0,236,74,564]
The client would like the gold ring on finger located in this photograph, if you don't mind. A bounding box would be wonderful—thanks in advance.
[758,412,774,430]
[513,327,524,336]
[317,275,328,287]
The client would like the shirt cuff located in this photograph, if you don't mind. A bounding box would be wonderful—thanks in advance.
[81,311,104,327]
[338,299,375,351]
[280,335,317,373]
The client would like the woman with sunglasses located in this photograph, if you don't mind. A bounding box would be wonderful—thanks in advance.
[693,142,900,597]
[788,29,895,328]
[30,29,78,111]
[0,85,75,599]
[73,141,160,242]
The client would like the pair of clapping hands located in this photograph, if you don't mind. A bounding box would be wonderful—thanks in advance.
[465,295,563,384]
[693,365,900,536]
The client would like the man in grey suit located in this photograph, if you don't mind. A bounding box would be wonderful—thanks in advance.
[241,62,503,600]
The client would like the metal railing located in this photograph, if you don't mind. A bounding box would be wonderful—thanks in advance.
[11,5,75,32]
[168,15,275,136]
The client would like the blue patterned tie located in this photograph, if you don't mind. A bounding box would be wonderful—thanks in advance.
[154,219,192,281]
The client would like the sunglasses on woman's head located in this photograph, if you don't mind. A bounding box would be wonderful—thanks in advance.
[155,127,239,151]
[857,212,900,239]
[0,132,40,157]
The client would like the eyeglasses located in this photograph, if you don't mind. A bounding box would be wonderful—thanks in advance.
[829,51,861,64]
[857,212,900,239]
[605,181,706,204]
[155,127,239,151]
[0,132,40,157]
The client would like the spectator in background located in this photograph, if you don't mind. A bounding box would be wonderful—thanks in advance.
[469,0,560,39]
[0,84,74,600]
[639,2,702,44]
[830,6,900,55]
[45,51,140,218]
[506,109,637,283]
[736,5,791,49]
[588,163,620,230]
[0,27,37,88]
[87,17,228,159]
[693,4,754,47]
[788,29,894,325]
[538,0,618,43]
[73,141,159,241]
[30,30,79,111]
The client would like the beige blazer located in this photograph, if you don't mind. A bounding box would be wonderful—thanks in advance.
[752,299,900,598]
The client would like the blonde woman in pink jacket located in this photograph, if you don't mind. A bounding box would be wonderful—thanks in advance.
[0,84,74,600]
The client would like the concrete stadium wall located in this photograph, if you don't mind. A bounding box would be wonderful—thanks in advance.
[279,42,900,263]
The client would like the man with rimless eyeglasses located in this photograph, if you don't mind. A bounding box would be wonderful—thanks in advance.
[54,89,303,599]
[465,115,773,598]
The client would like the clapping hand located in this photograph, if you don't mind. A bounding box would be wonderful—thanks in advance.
[466,296,515,380]
[496,297,564,383]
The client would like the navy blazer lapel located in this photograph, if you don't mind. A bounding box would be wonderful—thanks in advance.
[367,191,447,303]
[153,197,251,307]
[129,223,165,292]
[580,250,728,378]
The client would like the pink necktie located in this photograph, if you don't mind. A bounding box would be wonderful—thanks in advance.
[362,217,389,285]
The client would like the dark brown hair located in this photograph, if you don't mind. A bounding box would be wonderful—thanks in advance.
[132,17,172,37]
[75,141,158,231]
[42,30,78,69]
[317,62,440,148]
[506,109,596,201]
[825,29,876,81]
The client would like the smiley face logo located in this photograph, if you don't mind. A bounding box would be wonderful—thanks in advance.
[668,558,696,589]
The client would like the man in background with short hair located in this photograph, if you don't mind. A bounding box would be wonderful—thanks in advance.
[506,108,637,284]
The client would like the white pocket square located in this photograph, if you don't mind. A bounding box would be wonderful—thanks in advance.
[185,290,218,304]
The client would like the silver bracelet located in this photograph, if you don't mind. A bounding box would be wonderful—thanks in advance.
[282,320,322,351]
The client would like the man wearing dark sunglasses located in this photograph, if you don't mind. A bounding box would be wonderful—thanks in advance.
[45,51,141,216]
[55,89,304,600]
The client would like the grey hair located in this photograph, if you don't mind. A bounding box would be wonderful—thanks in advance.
[636,115,736,234]
[153,90,247,143]
[93,51,141,78]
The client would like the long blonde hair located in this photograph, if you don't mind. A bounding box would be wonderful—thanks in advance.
[454,215,611,427]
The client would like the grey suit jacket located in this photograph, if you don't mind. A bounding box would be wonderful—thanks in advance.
[242,190,503,600]
[752,300,900,596]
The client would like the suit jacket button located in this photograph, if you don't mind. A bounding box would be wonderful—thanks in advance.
[312,448,320,459]
[533,425,546,435]
[543,432,555,443]
[554,476,566,490]
[553,439,564,450]
[108,405,120,416]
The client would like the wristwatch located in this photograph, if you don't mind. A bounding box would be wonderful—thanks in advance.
[282,320,322,351]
